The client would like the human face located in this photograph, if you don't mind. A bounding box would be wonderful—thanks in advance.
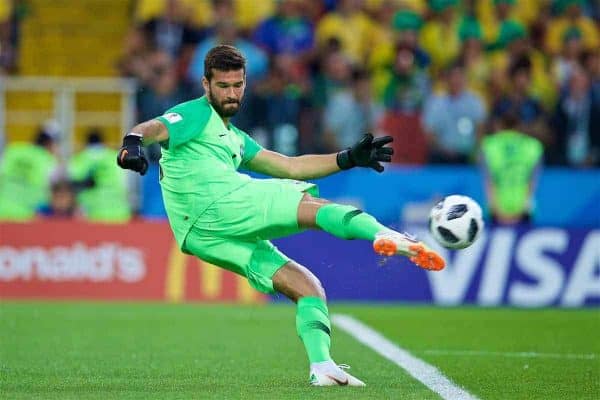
[447,68,465,95]
[202,69,245,118]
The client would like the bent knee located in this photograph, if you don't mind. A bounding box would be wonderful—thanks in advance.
[273,261,326,302]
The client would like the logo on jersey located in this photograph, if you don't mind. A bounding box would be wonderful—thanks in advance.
[163,113,182,123]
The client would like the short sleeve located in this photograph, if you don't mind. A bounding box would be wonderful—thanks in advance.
[155,98,212,148]
[237,129,263,164]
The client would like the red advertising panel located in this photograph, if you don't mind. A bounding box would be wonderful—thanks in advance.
[0,221,266,303]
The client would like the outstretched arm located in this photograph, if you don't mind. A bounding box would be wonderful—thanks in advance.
[246,133,394,180]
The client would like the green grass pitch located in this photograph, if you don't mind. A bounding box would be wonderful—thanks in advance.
[1,302,598,399]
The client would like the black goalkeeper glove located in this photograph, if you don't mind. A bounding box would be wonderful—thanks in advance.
[336,133,394,173]
[117,134,148,176]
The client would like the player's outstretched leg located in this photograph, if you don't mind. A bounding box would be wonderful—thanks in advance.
[298,196,445,271]
[272,262,365,387]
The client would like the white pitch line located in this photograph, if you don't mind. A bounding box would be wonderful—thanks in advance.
[422,349,598,360]
[332,314,479,400]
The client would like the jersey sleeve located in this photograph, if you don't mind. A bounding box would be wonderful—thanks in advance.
[238,129,264,165]
[155,99,212,148]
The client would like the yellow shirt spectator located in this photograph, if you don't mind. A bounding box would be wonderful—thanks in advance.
[364,0,426,14]
[134,0,275,31]
[546,0,599,54]
[489,49,556,110]
[546,17,599,55]
[0,0,11,23]
[490,20,556,109]
[420,18,460,73]
[316,8,375,64]
[234,0,276,31]
[135,0,210,27]
[476,0,543,44]
[368,9,424,72]
[458,18,492,104]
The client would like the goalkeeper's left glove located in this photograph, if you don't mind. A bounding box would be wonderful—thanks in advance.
[336,133,394,173]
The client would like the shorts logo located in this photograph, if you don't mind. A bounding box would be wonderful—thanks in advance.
[164,113,183,123]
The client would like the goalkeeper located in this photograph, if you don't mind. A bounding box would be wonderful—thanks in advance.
[117,45,444,387]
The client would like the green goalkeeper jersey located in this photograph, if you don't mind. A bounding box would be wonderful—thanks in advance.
[155,96,263,248]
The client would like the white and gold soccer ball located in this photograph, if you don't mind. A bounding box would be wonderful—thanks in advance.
[428,195,484,249]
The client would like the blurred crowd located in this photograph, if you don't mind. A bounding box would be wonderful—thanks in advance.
[0,124,133,222]
[120,0,599,168]
[0,0,598,225]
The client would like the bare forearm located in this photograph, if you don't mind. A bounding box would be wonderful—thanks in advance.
[129,119,169,144]
[288,153,341,180]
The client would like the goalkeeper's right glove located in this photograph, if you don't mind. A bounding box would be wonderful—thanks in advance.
[117,134,148,175]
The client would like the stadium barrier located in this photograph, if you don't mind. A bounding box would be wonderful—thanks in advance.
[274,226,599,307]
[1,221,597,307]
[0,220,265,303]
[0,77,137,156]
[141,166,600,228]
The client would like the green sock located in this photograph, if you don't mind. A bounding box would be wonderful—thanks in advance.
[296,297,332,363]
[315,203,387,240]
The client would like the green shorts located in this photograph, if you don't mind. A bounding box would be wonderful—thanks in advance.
[182,178,318,294]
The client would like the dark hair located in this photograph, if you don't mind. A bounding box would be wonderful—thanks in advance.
[351,67,370,82]
[204,45,246,80]
[86,127,104,145]
[51,180,73,193]
[34,131,55,147]
[508,56,532,78]
[445,59,465,75]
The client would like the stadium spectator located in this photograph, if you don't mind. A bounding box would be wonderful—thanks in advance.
[315,0,374,64]
[490,56,550,145]
[188,19,268,87]
[552,27,586,87]
[232,0,278,34]
[369,9,430,72]
[136,51,198,125]
[140,0,200,57]
[68,128,132,223]
[321,68,382,152]
[475,0,541,47]
[245,58,305,155]
[117,27,156,80]
[458,17,492,103]
[364,0,397,65]
[0,124,59,221]
[419,0,461,73]
[483,0,517,45]
[37,180,79,219]
[140,0,201,75]
[377,43,430,113]
[0,0,21,74]
[310,40,354,110]
[488,20,556,109]
[252,0,314,58]
[550,65,600,167]
[480,114,544,225]
[422,61,486,164]
[545,0,598,56]
[580,49,600,97]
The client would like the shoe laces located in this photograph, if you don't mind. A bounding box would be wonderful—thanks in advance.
[338,364,351,371]
[402,231,419,242]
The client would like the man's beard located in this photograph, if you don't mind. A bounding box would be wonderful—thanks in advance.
[208,90,240,118]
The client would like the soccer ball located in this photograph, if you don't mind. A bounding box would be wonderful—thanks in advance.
[428,195,484,249]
